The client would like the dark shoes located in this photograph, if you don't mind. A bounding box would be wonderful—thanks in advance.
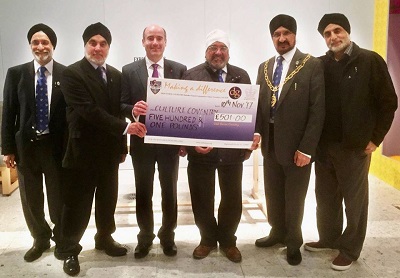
[304,241,333,252]
[24,243,51,262]
[255,236,283,248]
[95,238,127,257]
[287,248,302,265]
[63,255,80,276]
[331,253,353,271]
[220,246,242,263]
[161,243,177,257]
[134,243,152,259]
[192,244,217,259]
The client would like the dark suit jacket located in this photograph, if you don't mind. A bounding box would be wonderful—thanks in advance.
[183,62,252,165]
[120,58,187,154]
[319,43,398,149]
[255,49,325,165]
[61,58,127,169]
[1,60,67,166]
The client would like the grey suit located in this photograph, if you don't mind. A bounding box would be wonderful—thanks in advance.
[1,60,67,246]
[255,49,325,249]
[121,58,186,246]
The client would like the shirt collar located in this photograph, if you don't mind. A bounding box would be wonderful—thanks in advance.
[34,59,54,74]
[220,65,228,73]
[277,47,297,64]
[327,41,353,59]
[207,63,227,74]
[85,58,106,70]
[145,56,164,69]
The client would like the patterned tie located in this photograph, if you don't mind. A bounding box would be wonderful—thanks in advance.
[270,56,283,120]
[98,66,107,84]
[35,66,49,133]
[218,69,224,82]
[152,64,159,78]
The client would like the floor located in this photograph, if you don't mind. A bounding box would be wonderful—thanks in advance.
[1,153,400,278]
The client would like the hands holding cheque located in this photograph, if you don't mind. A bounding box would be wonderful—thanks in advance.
[127,100,148,138]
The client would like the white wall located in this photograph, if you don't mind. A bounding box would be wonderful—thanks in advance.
[0,0,375,98]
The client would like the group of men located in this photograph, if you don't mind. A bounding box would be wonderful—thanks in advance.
[252,13,397,270]
[1,12,397,277]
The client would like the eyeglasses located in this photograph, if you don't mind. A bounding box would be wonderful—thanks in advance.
[207,45,228,53]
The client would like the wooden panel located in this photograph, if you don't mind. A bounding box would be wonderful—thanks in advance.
[0,166,19,196]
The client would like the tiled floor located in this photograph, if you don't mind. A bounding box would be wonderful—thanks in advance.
[1,154,400,277]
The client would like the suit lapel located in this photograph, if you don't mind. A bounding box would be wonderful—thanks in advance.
[26,62,36,117]
[164,59,173,79]
[137,59,148,94]
[50,61,62,120]
[225,64,234,83]
[82,58,109,106]
[105,66,121,116]
[276,50,305,109]
[263,58,274,117]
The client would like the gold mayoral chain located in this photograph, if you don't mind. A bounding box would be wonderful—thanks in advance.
[264,54,311,107]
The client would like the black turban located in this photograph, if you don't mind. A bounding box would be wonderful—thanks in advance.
[318,13,351,36]
[269,14,297,36]
[27,23,57,49]
[82,22,112,45]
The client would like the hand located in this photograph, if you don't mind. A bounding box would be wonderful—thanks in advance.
[132,100,148,117]
[127,122,147,138]
[364,141,377,154]
[194,146,213,154]
[179,146,187,157]
[244,150,252,160]
[3,154,16,169]
[120,154,127,163]
[249,134,261,150]
[293,151,310,167]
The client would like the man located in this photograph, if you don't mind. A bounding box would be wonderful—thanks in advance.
[253,14,325,266]
[304,13,397,271]
[1,24,66,262]
[182,29,251,263]
[57,22,147,276]
[120,24,186,258]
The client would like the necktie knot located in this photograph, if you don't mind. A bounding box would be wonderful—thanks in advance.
[97,66,107,84]
[152,64,159,78]
[39,66,47,76]
[273,56,284,86]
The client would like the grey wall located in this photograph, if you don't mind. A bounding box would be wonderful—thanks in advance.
[0,0,375,99]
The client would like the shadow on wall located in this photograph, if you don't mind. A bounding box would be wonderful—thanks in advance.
[0,101,5,166]
[383,10,400,158]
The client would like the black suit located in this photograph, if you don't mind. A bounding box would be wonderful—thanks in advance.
[121,58,186,246]
[255,49,325,249]
[58,58,128,256]
[1,60,66,246]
